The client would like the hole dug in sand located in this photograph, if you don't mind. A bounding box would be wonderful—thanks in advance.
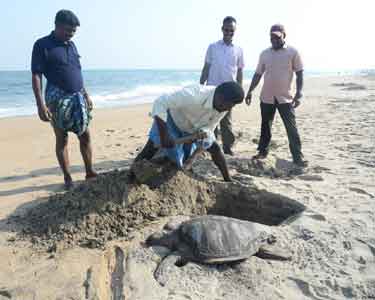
[209,183,305,226]
[13,160,306,250]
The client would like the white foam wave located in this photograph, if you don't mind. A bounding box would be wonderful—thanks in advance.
[0,107,36,118]
[0,82,197,118]
[91,82,195,105]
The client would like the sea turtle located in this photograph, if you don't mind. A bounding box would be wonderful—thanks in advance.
[146,215,290,286]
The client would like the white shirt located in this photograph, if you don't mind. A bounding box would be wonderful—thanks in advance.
[205,40,245,86]
[151,85,226,138]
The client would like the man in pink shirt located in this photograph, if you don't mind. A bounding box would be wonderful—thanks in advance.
[200,16,245,156]
[246,24,307,167]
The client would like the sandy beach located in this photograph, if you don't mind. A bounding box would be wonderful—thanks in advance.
[0,75,374,299]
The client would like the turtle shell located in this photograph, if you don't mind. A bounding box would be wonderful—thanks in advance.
[178,215,269,263]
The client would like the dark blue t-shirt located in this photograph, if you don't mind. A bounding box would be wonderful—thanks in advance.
[31,32,84,93]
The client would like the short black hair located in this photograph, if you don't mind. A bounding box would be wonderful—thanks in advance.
[55,10,80,27]
[223,16,236,25]
[216,82,244,104]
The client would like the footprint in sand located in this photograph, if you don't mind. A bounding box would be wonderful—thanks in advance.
[305,212,326,221]
[288,277,322,300]
[349,187,374,198]
[331,81,367,89]
[129,135,141,139]
[297,174,324,182]
[310,165,331,173]
[355,238,375,257]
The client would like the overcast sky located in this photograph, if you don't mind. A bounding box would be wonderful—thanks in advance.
[1,0,374,71]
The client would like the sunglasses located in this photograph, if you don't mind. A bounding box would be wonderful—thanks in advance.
[223,28,235,33]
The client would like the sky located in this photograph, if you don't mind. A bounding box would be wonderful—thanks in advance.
[1,0,374,71]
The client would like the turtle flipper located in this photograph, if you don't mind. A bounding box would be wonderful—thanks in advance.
[154,252,185,286]
[255,245,291,261]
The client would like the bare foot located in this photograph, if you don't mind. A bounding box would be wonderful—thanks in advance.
[252,152,268,160]
[64,174,74,190]
[86,171,98,180]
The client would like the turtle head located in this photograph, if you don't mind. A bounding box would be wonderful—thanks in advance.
[146,231,179,250]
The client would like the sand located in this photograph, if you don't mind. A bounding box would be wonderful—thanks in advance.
[0,75,374,299]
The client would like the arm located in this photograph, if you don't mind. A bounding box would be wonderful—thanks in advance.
[82,87,93,111]
[31,41,51,122]
[292,70,304,108]
[173,131,207,145]
[236,68,243,86]
[199,62,210,85]
[200,45,212,85]
[292,50,304,108]
[207,142,231,181]
[32,73,51,122]
[154,116,175,148]
[246,52,264,105]
[154,119,207,149]
[245,73,262,105]
[236,48,245,86]
[151,86,203,148]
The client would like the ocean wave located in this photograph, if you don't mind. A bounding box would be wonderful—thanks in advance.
[0,107,36,118]
[91,81,195,104]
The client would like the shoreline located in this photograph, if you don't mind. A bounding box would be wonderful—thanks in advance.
[1,73,372,120]
[0,102,153,121]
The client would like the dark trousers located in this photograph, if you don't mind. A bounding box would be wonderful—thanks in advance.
[214,109,235,151]
[258,100,303,162]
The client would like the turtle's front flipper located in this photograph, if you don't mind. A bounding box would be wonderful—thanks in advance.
[255,245,291,261]
[154,252,186,286]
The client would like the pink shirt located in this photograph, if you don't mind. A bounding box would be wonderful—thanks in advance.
[255,45,303,104]
[205,40,245,86]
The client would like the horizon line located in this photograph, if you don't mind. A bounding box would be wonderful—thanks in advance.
[0,68,374,72]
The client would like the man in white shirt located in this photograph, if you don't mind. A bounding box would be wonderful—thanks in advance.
[200,16,245,156]
[134,82,245,181]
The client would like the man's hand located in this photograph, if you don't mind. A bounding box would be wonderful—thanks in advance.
[246,73,262,106]
[37,104,52,122]
[193,130,208,141]
[292,91,303,108]
[245,92,252,106]
[84,93,93,111]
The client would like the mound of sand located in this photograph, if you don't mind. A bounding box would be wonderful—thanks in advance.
[228,155,303,178]
[13,161,305,252]
[14,166,212,250]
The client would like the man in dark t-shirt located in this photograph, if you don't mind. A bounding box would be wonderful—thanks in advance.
[31,10,97,189]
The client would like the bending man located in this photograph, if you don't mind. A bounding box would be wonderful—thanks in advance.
[135,82,245,181]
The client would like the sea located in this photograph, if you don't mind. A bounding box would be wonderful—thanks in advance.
[0,69,371,119]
